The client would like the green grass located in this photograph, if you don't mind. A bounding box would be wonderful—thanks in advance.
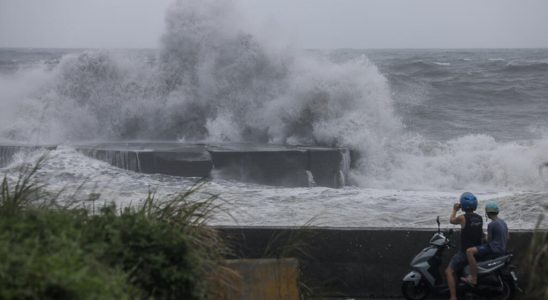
[0,157,228,299]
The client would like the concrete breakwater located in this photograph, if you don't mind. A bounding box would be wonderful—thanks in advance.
[0,142,350,188]
[218,226,536,298]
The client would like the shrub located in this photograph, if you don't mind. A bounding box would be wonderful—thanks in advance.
[0,158,227,299]
[81,205,205,299]
[0,209,131,299]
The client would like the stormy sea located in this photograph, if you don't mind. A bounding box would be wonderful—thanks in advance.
[1,1,547,229]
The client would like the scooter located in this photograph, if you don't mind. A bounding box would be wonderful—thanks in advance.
[401,217,520,300]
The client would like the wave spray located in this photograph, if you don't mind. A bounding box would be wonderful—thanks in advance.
[1,0,547,192]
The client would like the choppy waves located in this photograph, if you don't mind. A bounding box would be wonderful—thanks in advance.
[1,0,548,196]
[503,61,548,73]
[2,147,545,229]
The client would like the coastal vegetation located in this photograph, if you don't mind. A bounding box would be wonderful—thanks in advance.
[0,157,227,299]
[523,214,548,300]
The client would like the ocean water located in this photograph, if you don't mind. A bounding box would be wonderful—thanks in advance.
[1,0,547,228]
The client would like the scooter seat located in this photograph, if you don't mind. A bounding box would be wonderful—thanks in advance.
[476,254,512,274]
[463,254,512,275]
[476,253,503,262]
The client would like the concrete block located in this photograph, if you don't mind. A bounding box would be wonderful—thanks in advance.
[215,258,300,300]
[209,147,309,187]
[0,144,57,167]
[77,148,143,172]
[0,145,24,167]
[75,143,213,177]
[308,148,350,188]
[147,151,212,177]
[1,142,351,187]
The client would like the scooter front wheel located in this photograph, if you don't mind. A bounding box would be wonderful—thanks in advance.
[401,280,430,300]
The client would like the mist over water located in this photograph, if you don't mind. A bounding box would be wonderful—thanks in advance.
[1,0,403,184]
[0,0,547,227]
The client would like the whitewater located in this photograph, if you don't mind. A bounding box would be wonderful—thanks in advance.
[1,0,547,228]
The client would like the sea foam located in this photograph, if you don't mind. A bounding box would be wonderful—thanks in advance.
[1,0,548,194]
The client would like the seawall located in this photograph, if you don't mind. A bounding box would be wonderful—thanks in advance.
[0,142,350,188]
[217,226,536,298]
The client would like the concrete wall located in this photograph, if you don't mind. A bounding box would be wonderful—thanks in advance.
[0,143,349,188]
[0,145,56,167]
[209,149,310,187]
[217,226,536,298]
[77,146,213,177]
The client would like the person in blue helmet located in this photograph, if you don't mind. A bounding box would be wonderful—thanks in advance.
[461,201,509,286]
[445,192,483,300]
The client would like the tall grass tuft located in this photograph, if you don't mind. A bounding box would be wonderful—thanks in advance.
[0,155,48,215]
[260,217,319,298]
[262,217,319,259]
[0,157,229,299]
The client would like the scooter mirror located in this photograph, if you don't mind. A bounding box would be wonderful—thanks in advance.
[436,216,440,233]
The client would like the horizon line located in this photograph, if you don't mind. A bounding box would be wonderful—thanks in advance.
[1,46,548,51]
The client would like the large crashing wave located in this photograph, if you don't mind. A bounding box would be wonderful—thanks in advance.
[0,0,400,146]
[157,0,402,146]
[1,0,548,192]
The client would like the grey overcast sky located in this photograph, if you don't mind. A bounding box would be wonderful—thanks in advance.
[1,0,547,49]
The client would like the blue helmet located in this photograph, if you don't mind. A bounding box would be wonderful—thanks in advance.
[485,201,500,214]
[460,192,478,211]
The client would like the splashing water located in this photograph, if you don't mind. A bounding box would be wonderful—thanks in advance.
[0,0,547,228]
[1,0,403,182]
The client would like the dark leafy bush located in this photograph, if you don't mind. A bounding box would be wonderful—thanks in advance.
[0,209,131,300]
[81,205,205,300]
[0,159,227,299]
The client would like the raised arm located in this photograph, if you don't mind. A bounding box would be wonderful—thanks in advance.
[450,203,465,226]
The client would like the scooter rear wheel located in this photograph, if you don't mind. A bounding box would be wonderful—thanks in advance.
[463,278,515,300]
[401,280,430,300]
[490,279,515,300]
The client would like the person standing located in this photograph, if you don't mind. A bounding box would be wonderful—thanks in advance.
[445,192,483,300]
